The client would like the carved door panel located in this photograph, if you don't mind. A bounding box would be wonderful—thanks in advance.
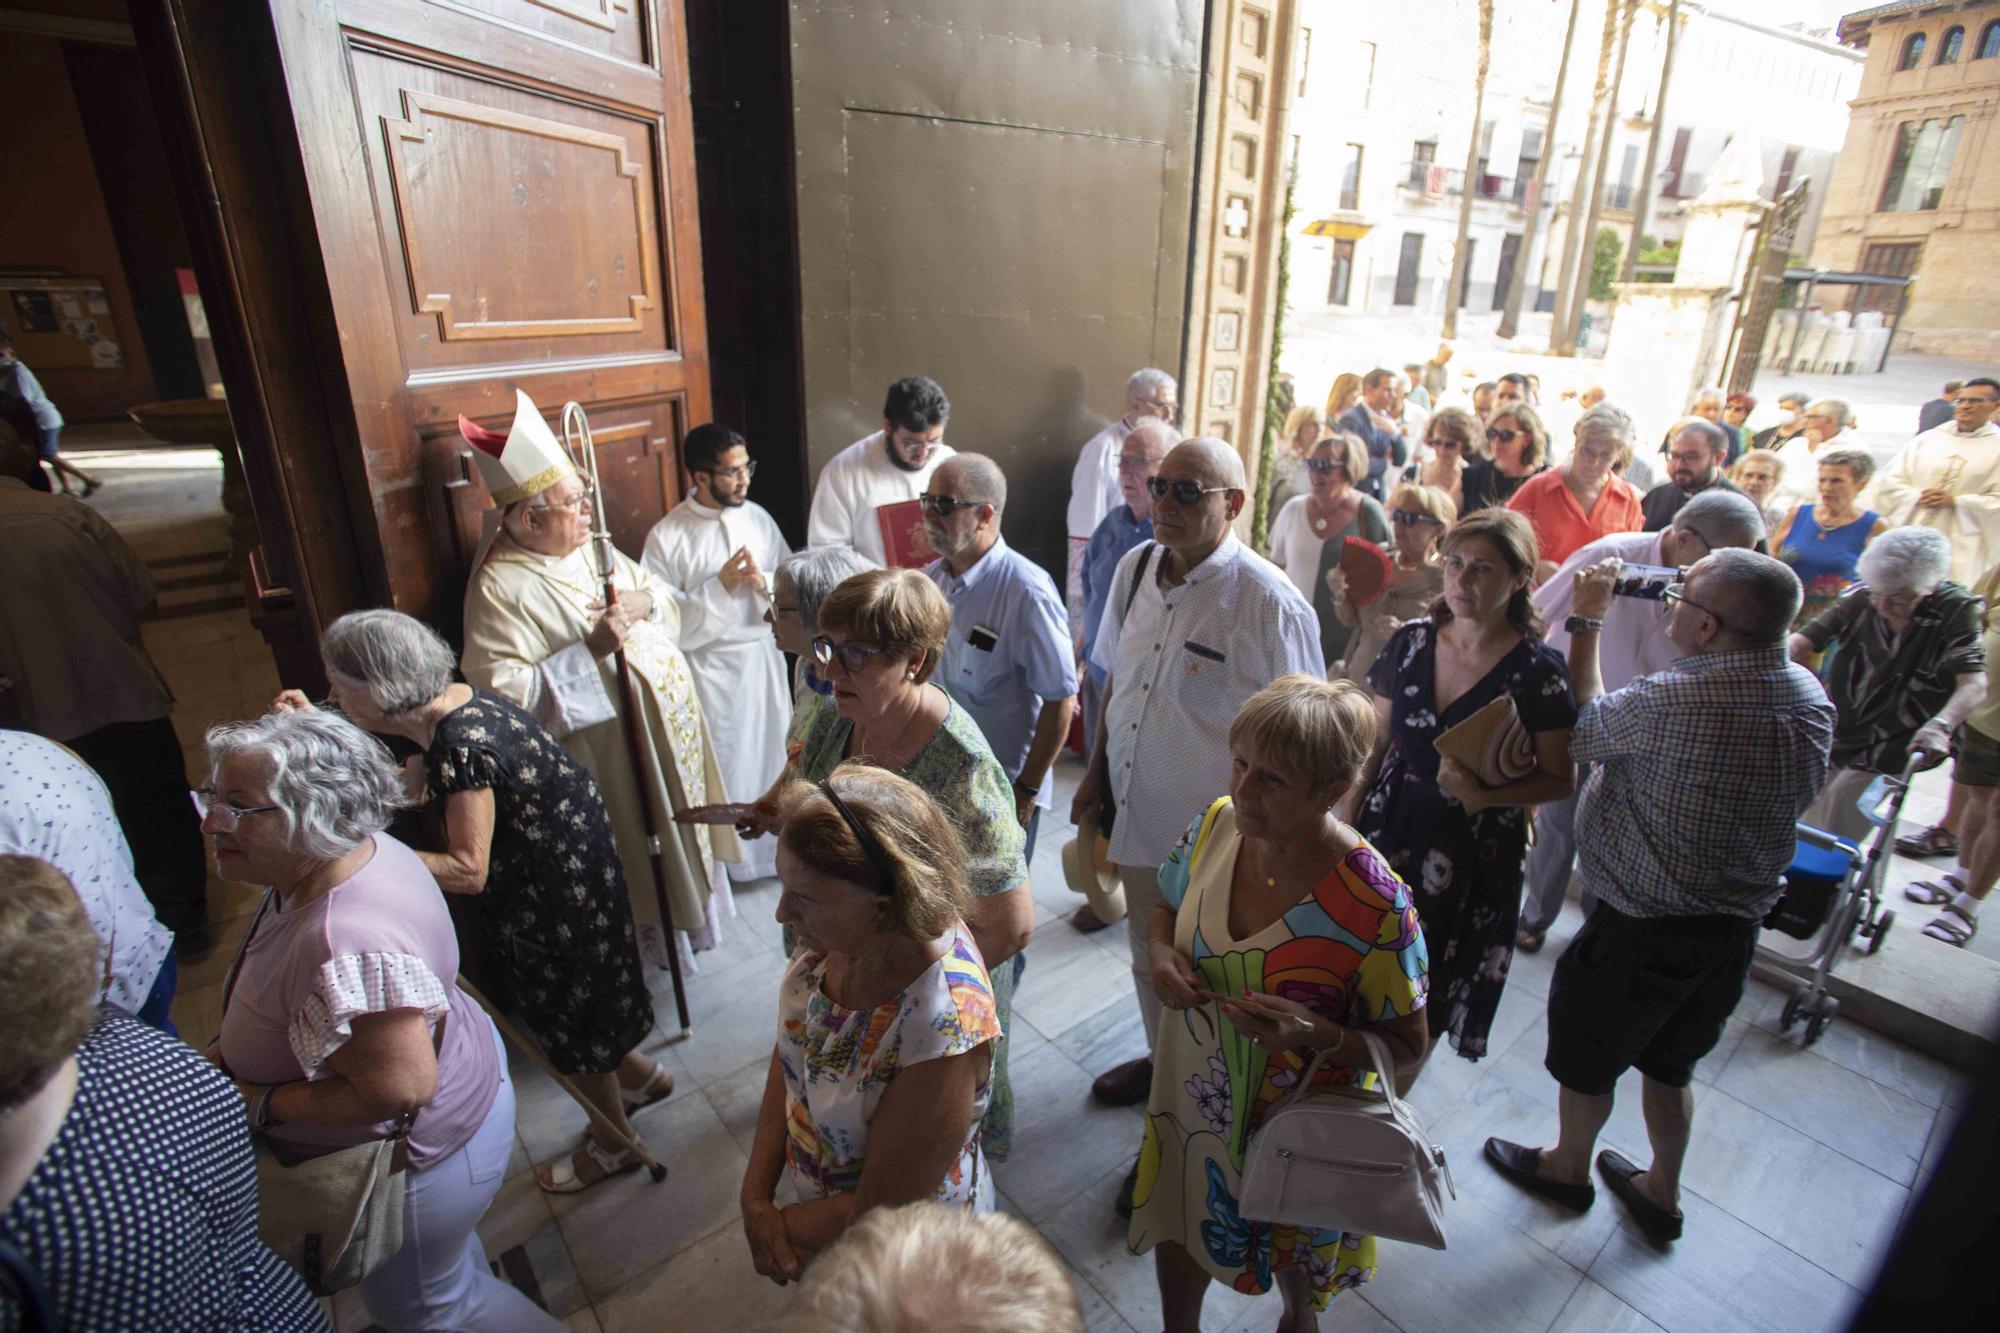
[267,0,706,631]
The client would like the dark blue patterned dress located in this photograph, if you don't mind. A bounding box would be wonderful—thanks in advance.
[428,689,652,1075]
[1358,620,1577,1059]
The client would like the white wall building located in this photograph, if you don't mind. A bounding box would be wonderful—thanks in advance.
[1287,0,1861,326]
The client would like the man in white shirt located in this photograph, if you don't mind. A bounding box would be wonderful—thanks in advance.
[1515,490,1769,953]
[642,423,793,881]
[1065,368,1178,632]
[805,376,954,567]
[1770,397,1857,512]
[1073,438,1321,1138]
[1870,377,2000,585]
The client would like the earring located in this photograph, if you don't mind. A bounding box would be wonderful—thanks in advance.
[905,669,918,682]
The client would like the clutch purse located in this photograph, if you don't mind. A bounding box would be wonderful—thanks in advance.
[1432,695,1538,787]
[1338,538,1394,608]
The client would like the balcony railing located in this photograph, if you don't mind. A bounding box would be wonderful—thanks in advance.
[1401,162,1531,205]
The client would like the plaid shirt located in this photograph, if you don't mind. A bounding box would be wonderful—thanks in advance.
[1573,646,1833,919]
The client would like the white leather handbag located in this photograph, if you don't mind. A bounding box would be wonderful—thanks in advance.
[1236,1030,1455,1249]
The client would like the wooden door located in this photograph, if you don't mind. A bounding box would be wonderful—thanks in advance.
[263,0,708,630]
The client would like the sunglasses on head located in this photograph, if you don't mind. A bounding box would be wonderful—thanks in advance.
[810,636,889,672]
[1486,427,1521,444]
[1146,477,1234,505]
[1303,458,1343,475]
[918,493,981,514]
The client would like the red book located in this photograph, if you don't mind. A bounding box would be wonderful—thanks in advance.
[876,498,938,569]
[1339,537,1394,608]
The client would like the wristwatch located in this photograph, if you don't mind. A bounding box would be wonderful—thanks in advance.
[1012,777,1041,797]
[1565,615,1604,635]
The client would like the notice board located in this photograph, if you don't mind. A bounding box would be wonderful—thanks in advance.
[1,275,123,370]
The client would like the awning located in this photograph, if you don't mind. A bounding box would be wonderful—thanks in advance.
[1302,219,1371,240]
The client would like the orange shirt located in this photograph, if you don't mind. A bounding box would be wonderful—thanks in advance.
[1505,468,1643,567]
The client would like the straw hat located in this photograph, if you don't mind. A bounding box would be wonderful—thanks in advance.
[1061,809,1125,923]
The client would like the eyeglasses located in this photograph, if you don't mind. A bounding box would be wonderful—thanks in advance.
[1302,458,1343,476]
[1662,582,1734,631]
[708,460,759,481]
[917,493,982,515]
[1392,509,1442,527]
[890,432,940,459]
[1424,436,1464,451]
[1485,428,1521,445]
[1668,449,1714,466]
[811,636,890,673]
[1146,477,1235,505]
[191,788,280,832]
[537,489,592,513]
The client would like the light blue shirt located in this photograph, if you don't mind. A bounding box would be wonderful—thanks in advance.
[924,537,1078,808]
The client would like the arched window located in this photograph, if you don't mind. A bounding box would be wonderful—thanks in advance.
[1978,20,2000,59]
[1899,32,1927,70]
[1937,26,1964,63]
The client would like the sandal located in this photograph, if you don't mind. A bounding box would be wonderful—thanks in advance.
[536,1138,643,1194]
[1924,904,1978,947]
[619,1060,675,1112]
[1895,825,1960,859]
[1905,876,1964,906]
[1515,927,1546,954]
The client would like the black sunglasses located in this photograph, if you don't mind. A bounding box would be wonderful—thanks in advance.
[1303,458,1343,475]
[1392,509,1442,527]
[1486,428,1521,444]
[918,493,982,515]
[1423,435,1465,451]
[1147,477,1235,505]
[811,636,889,672]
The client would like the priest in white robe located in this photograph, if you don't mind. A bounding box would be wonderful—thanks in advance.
[641,423,793,881]
[1870,379,2000,584]
[458,391,739,967]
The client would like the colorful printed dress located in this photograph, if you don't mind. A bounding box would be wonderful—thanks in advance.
[1358,619,1576,1060]
[778,925,1003,1210]
[1128,799,1429,1312]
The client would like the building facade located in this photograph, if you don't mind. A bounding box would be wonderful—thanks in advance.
[1810,0,2000,359]
[1287,0,1858,327]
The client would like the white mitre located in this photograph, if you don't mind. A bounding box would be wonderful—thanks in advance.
[459,389,574,506]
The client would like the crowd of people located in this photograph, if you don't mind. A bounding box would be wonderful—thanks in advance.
[0,350,1995,1331]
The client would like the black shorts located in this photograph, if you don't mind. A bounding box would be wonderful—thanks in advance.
[1545,902,1759,1096]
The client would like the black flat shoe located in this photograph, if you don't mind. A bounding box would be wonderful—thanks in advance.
[1597,1148,1683,1243]
[1483,1138,1595,1211]
[1114,1162,1138,1216]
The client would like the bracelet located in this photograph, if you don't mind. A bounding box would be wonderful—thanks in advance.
[1012,777,1041,797]
[251,1084,278,1130]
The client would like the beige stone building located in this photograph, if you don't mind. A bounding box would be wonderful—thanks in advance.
[1811,0,2000,359]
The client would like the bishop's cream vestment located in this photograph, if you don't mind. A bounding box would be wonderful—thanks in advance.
[1869,421,2000,584]
[462,534,741,962]
[641,497,793,880]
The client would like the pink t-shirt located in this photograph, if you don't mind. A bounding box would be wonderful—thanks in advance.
[219,832,500,1170]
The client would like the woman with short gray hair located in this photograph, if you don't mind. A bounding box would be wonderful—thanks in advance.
[276,609,669,1196]
[770,545,875,706]
[1792,525,1986,843]
[1770,447,1889,628]
[202,708,560,1330]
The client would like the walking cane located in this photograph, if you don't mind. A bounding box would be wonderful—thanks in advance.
[561,400,694,1037]
[457,978,669,1184]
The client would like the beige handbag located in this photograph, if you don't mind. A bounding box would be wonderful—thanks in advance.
[222,893,437,1295]
[1236,1030,1455,1250]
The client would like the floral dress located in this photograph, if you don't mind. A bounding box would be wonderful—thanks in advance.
[1128,799,1428,1312]
[791,689,1028,1155]
[778,925,1002,1209]
[1358,620,1576,1059]
[428,689,652,1075]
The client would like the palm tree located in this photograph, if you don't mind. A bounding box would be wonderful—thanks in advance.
[1622,0,1682,283]
[1547,0,1623,354]
[1558,0,1637,355]
[1498,0,1582,341]
[1442,0,1495,339]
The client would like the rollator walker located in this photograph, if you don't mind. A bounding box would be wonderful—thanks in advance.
[1758,756,1920,1046]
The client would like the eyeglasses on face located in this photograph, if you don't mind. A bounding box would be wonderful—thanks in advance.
[191,788,280,832]
[890,431,940,457]
[707,460,759,481]
[1424,435,1465,451]
[1485,428,1521,445]
[1146,477,1234,505]
[538,489,592,513]
[1668,449,1713,466]
[1392,509,1442,527]
[918,493,982,515]
[811,635,890,672]
[1302,458,1344,476]
[1662,582,1734,631]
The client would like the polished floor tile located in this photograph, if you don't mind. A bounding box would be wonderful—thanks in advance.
[993,1043,1146,1224]
[1545,1277,1665,1333]
[592,1220,800,1333]
[1713,1027,1935,1186]
[1361,1189,1585,1333]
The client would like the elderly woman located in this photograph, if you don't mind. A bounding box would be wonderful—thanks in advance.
[275,609,670,1195]
[201,709,557,1331]
[1265,404,1330,518]
[739,765,1004,1287]
[1792,526,1985,845]
[1772,397,1856,510]
[744,568,1030,1152]
[1771,448,1890,627]
[1270,430,1391,668]
[1729,447,1788,535]
[0,856,324,1330]
[768,545,876,709]
[1131,676,1429,1330]
[1348,509,1577,1061]
[1330,482,1455,684]
[1508,402,1644,580]
[1722,392,1756,461]
[1460,402,1550,513]
[1406,404,1478,511]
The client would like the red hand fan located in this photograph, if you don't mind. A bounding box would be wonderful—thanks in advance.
[1339,537,1394,608]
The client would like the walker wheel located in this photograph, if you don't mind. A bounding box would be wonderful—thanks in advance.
[648,1163,669,1184]
[1805,997,1839,1046]
[1868,910,1894,955]
[1780,988,1807,1031]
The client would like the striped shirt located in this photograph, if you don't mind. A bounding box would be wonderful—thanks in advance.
[1573,645,1833,919]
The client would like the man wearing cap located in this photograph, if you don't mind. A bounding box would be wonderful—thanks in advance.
[642,423,792,882]
[460,391,739,965]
